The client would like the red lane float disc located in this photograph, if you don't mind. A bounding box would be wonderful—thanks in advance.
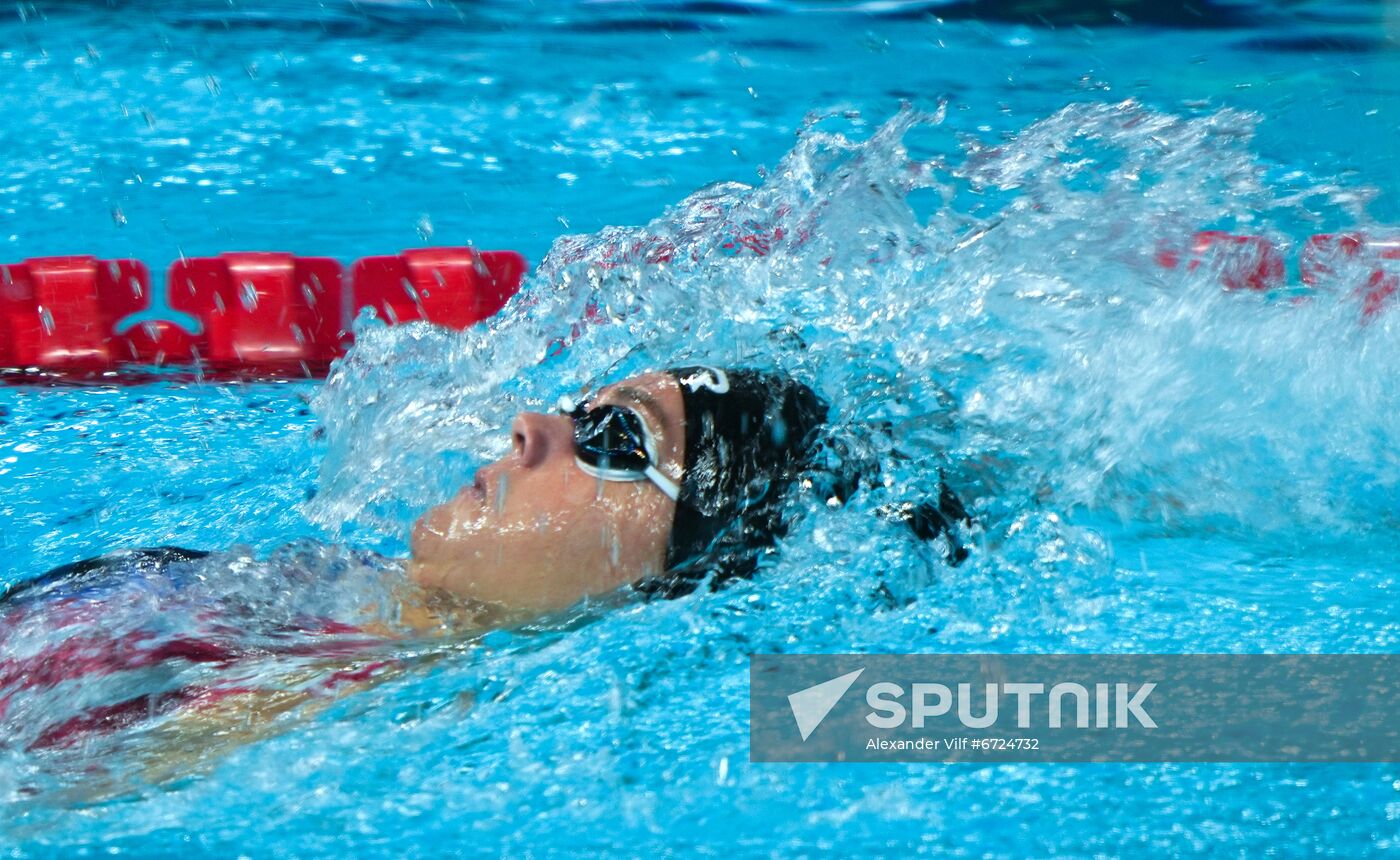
[1301,233,1400,318]
[0,256,149,372]
[351,247,525,329]
[169,252,346,373]
[1154,231,1286,292]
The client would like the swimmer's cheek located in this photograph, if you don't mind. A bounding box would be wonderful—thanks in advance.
[409,506,452,563]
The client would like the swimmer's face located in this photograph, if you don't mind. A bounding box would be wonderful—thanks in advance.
[409,372,685,615]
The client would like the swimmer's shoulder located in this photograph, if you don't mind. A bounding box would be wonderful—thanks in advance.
[0,546,209,605]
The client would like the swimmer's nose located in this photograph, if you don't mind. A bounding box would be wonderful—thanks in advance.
[510,412,570,469]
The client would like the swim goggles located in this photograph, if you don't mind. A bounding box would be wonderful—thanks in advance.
[559,397,681,501]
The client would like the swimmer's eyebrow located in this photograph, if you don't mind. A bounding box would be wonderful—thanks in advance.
[603,386,670,434]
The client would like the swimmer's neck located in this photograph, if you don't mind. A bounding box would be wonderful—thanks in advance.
[391,578,525,636]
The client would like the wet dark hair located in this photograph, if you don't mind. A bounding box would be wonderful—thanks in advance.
[634,366,974,600]
[635,367,828,599]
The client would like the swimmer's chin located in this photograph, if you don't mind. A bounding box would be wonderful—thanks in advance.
[405,553,441,590]
[410,504,484,563]
[406,552,483,597]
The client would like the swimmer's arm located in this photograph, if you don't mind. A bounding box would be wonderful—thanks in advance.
[134,587,493,784]
[135,659,407,786]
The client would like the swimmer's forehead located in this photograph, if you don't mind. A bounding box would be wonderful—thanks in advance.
[596,384,665,423]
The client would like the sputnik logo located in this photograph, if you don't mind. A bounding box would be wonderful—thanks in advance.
[787,668,865,741]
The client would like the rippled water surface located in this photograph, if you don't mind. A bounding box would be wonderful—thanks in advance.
[3,0,1400,856]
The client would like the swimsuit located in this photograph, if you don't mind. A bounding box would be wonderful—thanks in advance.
[0,544,403,752]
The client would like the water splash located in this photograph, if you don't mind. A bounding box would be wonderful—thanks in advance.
[311,100,1391,552]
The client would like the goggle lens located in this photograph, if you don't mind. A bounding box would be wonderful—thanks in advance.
[569,403,652,474]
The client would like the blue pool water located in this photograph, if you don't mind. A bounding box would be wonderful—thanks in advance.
[4,0,1400,855]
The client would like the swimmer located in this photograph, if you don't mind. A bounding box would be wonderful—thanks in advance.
[1,366,969,766]
[409,365,834,614]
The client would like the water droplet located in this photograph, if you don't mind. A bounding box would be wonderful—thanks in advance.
[110,205,126,227]
[494,475,509,515]
[239,281,259,311]
[416,213,434,241]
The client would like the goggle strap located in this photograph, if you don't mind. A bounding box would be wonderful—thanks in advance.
[644,464,681,502]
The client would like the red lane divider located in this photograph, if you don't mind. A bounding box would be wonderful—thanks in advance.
[0,247,527,380]
[4,231,1399,381]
